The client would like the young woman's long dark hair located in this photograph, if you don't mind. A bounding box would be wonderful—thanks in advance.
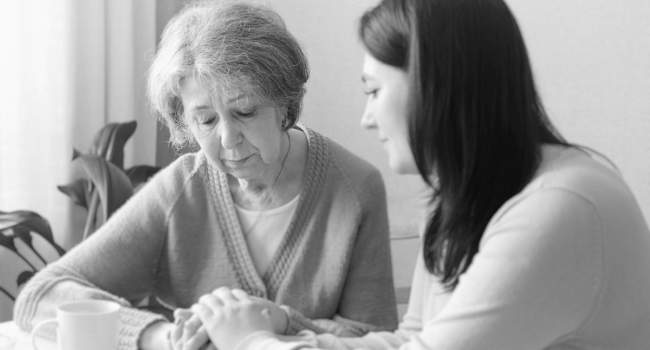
[359,0,567,290]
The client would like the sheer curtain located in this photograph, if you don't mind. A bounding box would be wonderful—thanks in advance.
[0,0,157,249]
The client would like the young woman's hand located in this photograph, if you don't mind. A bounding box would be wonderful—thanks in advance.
[248,295,289,333]
[191,287,275,349]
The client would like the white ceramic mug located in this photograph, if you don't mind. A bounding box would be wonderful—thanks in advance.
[30,300,120,350]
[0,334,16,350]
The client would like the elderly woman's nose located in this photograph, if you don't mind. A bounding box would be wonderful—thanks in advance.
[219,120,242,149]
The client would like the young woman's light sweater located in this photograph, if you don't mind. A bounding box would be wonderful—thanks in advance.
[14,127,398,350]
[237,145,650,350]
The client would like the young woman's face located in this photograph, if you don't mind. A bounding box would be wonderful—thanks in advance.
[361,53,417,174]
[180,76,287,183]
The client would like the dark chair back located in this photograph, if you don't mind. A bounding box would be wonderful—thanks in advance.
[0,210,65,321]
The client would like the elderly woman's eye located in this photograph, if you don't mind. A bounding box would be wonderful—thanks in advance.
[196,115,217,125]
[236,109,256,118]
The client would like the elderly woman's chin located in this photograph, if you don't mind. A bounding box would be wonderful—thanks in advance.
[217,155,266,182]
[228,168,261,183]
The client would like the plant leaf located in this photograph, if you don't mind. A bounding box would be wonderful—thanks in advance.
[89,121,137,169]
[126,165,161,189]
[72,148,82,160]
[0,211,53,241]
[0,210,65,256]
[14,235,44,269]
[16,270,35,288]
[29,232,64,263]
[57,179,90,208]
[69,155,134,234]
[0,245,33,300]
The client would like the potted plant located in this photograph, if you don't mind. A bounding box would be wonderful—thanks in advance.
[57,120,161,239]
[0,121,161,320]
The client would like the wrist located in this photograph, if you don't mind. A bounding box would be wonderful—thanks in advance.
[279,305,292,334]
[234,331,279,350]
[281,308,290,333]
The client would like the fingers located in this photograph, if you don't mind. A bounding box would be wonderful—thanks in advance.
[185,288,260,331]
[174,307,202,335]
[174,308,193,322]
[213,287,238,305]
[261,307,272,320]
[170,319,184,348]
[192,302,214,324]
[231,288,251,301]
[170,311,207,348]
[194,287,240,320]
[192,288,252,329]
[197,293,222,315]
[170,320,212,350]
[184,326,210,350]
[250,295,271,306]
[173,307,203,347]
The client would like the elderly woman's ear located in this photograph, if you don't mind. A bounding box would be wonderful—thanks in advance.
[278,106,290,129]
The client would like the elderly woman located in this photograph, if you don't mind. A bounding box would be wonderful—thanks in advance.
[14,2,397,349]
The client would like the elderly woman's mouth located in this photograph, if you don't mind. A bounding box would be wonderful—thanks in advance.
[222,154,255,167]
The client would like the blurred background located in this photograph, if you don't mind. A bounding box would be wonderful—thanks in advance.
[0,0,649,299]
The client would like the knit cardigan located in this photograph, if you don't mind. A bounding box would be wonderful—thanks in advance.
[14,127,398,350]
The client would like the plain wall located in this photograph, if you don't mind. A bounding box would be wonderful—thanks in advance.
[508,0,650,220]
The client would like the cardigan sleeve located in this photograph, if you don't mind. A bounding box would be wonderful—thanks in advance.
[13,161,185,350]
[234,188,604,350]
[282,169,398,336]
[239,256,428,350]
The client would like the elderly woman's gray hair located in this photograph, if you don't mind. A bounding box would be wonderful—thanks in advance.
[148,0,310,149]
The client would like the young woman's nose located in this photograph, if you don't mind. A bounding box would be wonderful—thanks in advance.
[219,119,242,149]
[360,107,377,130]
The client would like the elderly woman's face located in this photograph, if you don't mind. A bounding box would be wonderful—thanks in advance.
[180,76,286,182]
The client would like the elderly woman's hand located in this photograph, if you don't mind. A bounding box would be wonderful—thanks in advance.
[170,308,217,350]
[191,288,277,350]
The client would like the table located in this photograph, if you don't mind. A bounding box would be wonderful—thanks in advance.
[0,321,56,350]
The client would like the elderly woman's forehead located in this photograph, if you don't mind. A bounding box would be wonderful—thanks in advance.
[183,75,268,104]
[218,84,269,106]
[219,82,260,99]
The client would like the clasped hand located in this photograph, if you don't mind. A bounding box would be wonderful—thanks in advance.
[169,287,288,350]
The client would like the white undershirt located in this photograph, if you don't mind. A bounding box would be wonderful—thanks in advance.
[235,194,300,275]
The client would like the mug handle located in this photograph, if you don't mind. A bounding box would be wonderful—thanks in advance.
[31,319,58,350]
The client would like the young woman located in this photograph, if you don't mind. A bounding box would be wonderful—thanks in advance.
[177,0,650,349]
[14,2,398,350]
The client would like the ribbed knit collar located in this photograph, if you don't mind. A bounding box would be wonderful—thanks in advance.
[205,125,329,300]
